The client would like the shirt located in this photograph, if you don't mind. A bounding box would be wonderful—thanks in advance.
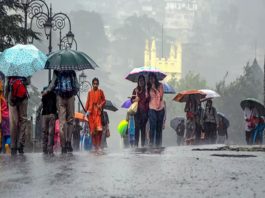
[149,84,164,111]
[131,87,149,113]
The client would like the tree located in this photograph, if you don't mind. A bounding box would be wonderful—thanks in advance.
[111,15,162,70]
[215,59,263,144]
[0,0,39,51]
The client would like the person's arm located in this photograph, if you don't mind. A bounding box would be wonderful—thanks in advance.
[85,91,90,112]
[131,89,138,103]
[44,71,57,94]
[99,90,106,109]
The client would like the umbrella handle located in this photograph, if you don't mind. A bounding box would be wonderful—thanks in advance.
[76,93,86,112]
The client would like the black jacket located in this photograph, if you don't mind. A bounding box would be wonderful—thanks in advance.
[41,91,57,115]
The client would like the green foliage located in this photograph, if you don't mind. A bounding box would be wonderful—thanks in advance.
[215,60,263,144]
[0,0,40,51]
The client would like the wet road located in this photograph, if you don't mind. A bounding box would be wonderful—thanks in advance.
[0,146,264,198]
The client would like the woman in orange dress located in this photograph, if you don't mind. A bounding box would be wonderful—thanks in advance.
[85,78,106,151]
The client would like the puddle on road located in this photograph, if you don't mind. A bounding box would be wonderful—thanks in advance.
[211,154,257,158]
[192,145,265,152]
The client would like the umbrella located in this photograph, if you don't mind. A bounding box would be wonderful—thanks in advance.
[74,112,88,122]
[217,112,230,128]
[240,98,265,116]
[117,120,128,136]
[170,116,185,130]
[121,99,132,109]
[0,44,47,77]
[125,66,166,82]
[173,90,206,103]
[200,89,220,101]
[104,100,118,112]
[45,49,98,71]
[163,83,176,94]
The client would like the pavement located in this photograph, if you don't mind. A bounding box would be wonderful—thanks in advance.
[0,145,264,198]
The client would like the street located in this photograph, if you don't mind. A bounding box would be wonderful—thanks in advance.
[0,145,264,198]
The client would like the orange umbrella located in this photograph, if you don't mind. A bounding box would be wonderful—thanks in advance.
[173,90,206,103]
[74,112,88,122]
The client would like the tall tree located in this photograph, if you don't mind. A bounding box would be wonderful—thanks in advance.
[0,0,39,51]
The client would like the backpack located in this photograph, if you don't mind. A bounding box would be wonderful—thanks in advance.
[55,71,78,98]
[9,78,28,103]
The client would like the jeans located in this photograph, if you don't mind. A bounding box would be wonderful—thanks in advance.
[148,108,165,147]
[134,111,148,147]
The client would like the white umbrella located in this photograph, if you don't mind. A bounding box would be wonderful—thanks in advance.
[200,89,220,101]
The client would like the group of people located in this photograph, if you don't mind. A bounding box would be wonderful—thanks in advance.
[174,96,228,146]
[1,69,264,155]
[123,73,166,148]
[0,68,110,155]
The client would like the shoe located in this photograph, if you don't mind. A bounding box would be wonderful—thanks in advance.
[18,146,24,154]
[11,148,17,156]
[61,147,67,154]
[66,142,73,153]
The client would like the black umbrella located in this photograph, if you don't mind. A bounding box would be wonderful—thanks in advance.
[217,112,230,128]
[45,49,98,71]
[240,98,265,116]
[104,100,118,112]
[170,116,185,130]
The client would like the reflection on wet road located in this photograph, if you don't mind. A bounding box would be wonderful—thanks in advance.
[0,146,264,198]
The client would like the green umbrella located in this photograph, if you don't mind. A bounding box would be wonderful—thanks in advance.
[240,98,265,116]
[117,120,128,136]
[45,49,98,71]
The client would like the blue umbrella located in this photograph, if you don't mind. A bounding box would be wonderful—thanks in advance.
[0,44,47,77]
[163,83,176,94]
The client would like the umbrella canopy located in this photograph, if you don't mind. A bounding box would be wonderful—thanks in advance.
[121,99,132,109]
[199,89,220,101]
[117,120,128,136]
[170,116,185,130]
[217,112,230,128]
[163,83,176,94]
[173,90,206,103]
[74,112,88,122]
[0,44,47,77]
[45,49,98,71]
[104,100,118,112]
[125,66,166,82]
[240,98,265,116]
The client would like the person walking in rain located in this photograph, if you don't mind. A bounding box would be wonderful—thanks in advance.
[41,85,57,154]
[0,80,10,153]
[243,105,258,145]
[4,76,30,155]
[101,110,110,148]
[131,75,149,147]
[175,120,185,146]
[73,119,82,151]
[184,95,197,145]
[85,78,106,152]
[43,70,79,154]
[203,100,218,144]
[195,102,204,145]
[147,73,165,147]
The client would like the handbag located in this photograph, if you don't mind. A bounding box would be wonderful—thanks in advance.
[127,101,138,115]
